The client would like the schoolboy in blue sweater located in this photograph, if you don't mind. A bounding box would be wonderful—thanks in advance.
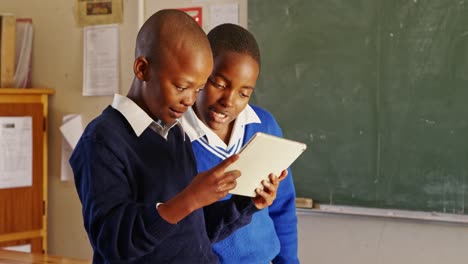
[180,24,300,263]
[70,10,280,264]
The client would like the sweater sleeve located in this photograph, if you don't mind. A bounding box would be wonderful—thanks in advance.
[262,109,300,264]
[203,195,259,243]
[71,137,179,262]
[270,168,300,264]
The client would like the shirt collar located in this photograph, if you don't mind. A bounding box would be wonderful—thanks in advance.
[111,94,184,140]
[180,104,261,149]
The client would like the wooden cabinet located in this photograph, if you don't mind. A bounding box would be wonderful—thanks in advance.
[0,88,54,253]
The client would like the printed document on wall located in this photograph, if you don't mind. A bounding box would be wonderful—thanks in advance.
[0,117,32,189]
[83,24,119,96]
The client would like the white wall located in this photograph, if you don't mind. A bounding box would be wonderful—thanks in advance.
[298,212,468,264]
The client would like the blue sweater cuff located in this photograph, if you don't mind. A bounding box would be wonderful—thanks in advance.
[143,204,180,239]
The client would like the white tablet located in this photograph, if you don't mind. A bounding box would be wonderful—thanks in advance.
[226,132,307,197]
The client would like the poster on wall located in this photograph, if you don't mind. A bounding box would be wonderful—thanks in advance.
[74,0,123,27]
[177,7,203,27]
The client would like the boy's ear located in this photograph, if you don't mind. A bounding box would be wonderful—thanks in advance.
[134,56,149,81]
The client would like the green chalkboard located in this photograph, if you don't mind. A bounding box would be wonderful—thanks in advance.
[248,0,468,214]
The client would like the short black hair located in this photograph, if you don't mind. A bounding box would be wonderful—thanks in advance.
[135,9,209,62]
[207,23,260,67]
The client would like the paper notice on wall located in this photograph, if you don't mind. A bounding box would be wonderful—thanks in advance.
[83,24,119,96]
[209,3,239,31]
[14,18,33,88]
[59,114,83,181]
[0,117,32,189]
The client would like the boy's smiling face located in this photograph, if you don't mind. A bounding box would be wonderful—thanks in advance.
[194,51,259,140]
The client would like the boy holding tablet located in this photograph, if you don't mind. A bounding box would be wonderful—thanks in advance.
[181,23,299,263]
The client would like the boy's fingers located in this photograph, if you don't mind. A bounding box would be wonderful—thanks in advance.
[269,173,279,185]
[255,188,273,203]
[262,179,275,192]
[255,187,266,197]
[278,170,288,181]
[223,169,241,180]
[214,154,239,172]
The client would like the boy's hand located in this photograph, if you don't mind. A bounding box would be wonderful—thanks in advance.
[187,154,240,209]
[159,155,240,224]
[252,170,288,209]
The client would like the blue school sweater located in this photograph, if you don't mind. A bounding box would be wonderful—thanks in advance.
[70,106,257,264]
[191,105,300,264]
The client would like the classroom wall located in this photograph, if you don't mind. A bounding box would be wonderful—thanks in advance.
[2,1,468,263]
[298,213,468,264]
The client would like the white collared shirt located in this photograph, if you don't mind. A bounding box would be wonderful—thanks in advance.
[111,94,183,140]
[180,105,261,159]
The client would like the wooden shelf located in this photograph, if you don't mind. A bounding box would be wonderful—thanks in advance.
[0,88,55,95]
[0,88,54,253]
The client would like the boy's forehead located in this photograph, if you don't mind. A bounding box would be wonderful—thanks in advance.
[161,35,213,62]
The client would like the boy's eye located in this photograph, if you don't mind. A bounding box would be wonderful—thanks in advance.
[175,86,187,91]
[209,77,226,89]
[240,88,253,98]
[215,83,226,89]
